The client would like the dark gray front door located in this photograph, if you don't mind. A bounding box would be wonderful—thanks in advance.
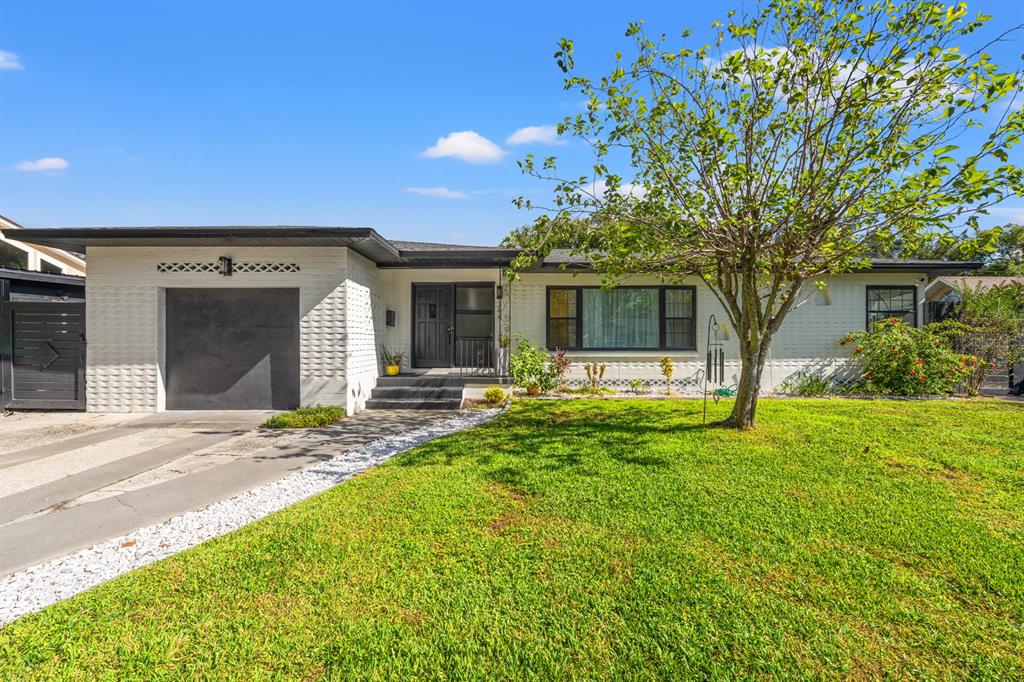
[1,301,86,410]
[165,288,299,410]
[413,284,453,368]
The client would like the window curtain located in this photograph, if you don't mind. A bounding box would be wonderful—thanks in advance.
[581,288,659,348]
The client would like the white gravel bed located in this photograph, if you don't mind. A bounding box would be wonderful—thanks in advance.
[0,407,502,628]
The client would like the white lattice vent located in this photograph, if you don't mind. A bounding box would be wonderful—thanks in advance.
[157,262,300,274]
[156,262,218,273]
[234,262,300,273]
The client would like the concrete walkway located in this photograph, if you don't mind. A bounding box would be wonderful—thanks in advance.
[0,410,457,577]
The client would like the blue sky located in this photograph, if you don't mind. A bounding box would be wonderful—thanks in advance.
[1,0,1022,245]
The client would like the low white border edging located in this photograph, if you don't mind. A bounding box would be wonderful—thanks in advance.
[0,408,503,627]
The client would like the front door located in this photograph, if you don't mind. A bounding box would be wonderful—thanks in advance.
[413,284,453,368]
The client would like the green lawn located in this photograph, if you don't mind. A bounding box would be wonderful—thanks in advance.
[2,399,1023,679]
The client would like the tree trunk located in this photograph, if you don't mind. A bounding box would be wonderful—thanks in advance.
[723,331,772,429]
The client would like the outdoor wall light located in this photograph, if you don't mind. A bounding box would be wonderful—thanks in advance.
[385,309,396,327]
[217,256,233,276]
[496,285,504,299]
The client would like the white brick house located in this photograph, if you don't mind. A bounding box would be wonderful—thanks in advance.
[3,226,981,413]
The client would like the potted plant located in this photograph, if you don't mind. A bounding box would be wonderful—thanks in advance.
[380,346,404,376]
[497,332,511,376]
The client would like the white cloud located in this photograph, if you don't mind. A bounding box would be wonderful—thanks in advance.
[506,125,564,145]
[420,131,505,164]
[0,50,24,71]
[404,186,469,200]
[582,179,647,200]
[15,157,69,172]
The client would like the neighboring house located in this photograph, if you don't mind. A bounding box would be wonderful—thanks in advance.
[0,215,86,276]
[2,226,981,413]
[924,275,1024,313]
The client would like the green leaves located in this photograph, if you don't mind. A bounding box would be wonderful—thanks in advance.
[509,0,1022,424]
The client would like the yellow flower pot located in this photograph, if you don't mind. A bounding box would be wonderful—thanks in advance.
[385,365,400,376]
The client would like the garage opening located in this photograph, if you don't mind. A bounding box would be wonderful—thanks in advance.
[164,288,300,410]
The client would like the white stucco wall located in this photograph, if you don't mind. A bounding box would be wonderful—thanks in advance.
[85,246,364,412]
[507,270,928,391]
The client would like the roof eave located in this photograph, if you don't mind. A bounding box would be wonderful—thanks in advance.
[0,226,403,263]
[0,267,86,286]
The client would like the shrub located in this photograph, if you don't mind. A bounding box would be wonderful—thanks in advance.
[628,378,650,395]
[780,370,834,396]
[551,348,572,390]
[584,363,608,392]
[660,356,674,395]
[483,386,507,405]
[263,405,345,429]
[509,336,556,393]
[840,319,971,396]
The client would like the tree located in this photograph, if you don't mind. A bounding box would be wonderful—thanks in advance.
[976,223,1024,274]
[507,0,1024,428]
[865,222,1022,270]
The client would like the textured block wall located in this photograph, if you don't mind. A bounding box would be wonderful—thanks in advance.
[344,251,383,413]
[85,284,161,411]
[85,246,351,412]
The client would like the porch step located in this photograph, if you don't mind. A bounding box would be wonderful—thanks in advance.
[370,386,464,400]
[365,398,464,410]
[367,376,466,409]
[375,376,467,388]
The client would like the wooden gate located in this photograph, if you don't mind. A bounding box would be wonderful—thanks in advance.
[0,301,86,410]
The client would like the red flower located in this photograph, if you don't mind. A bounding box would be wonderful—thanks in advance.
[854,347,862,354]
[919,376,926,382]
[910,370,916,376]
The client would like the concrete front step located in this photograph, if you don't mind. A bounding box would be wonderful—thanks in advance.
[370,386,464,400]
[375,376,467,388]
[365,398,464,410]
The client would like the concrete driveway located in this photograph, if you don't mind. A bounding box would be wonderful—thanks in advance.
[0,409,456,576]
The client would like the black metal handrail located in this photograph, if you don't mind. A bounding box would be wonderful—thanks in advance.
[456,337,494,375]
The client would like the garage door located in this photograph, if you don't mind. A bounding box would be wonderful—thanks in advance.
[165,288,300,410]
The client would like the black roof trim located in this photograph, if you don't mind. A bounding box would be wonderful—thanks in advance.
[0,267,86,286]
[535,250,985,273]
[1,227,986,272]
[3,226,402,265]
[865,259,984,273]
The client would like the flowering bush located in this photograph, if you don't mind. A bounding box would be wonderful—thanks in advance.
[840,319,972,396]
[509,336,557,394]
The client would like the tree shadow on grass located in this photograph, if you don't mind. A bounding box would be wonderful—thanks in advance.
[394,400,724,479]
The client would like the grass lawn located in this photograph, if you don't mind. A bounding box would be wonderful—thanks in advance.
[2,399,1023,679]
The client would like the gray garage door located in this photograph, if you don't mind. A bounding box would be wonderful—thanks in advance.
[165,288,300,410]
